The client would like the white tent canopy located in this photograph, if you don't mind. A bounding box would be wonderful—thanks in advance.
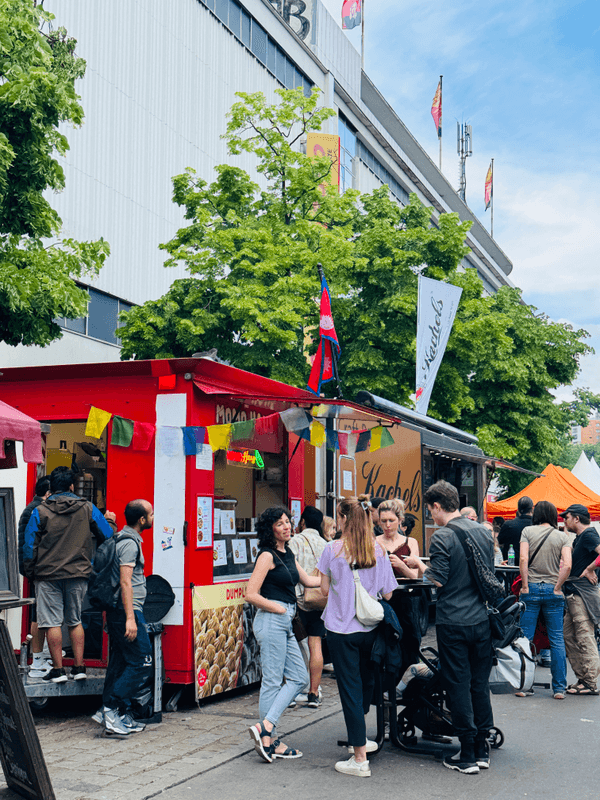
[572,451,600,495]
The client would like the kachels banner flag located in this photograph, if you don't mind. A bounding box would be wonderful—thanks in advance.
[342,0,361,29]
[308,274,341,395]
[484,162,493,210]
[415,276,462,416]
[431,80,442,138]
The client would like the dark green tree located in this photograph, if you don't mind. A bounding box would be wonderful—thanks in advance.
[119,87,592,488]
[0,1,109,347]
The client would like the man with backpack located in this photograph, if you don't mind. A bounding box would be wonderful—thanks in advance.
[23,468,116,683]
[96,499,154,737]
[407,480,495,775]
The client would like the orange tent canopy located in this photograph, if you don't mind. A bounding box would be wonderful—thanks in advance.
[487,464,600,520]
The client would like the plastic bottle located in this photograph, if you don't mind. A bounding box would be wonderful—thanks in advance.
[507,545,515,566]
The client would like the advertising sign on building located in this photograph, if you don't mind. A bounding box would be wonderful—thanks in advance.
[306,132,340,193]
[268,0,314,41]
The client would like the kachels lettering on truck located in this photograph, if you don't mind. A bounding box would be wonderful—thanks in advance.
[421,296,444,379]
[362,462,421,513]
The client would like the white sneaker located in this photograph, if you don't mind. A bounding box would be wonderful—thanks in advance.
[335,756,371,777]
[91,708,104,725]
[29,662,51,678]
[295,693,309,703]
[348,740,378,754]
[103,708,132,737]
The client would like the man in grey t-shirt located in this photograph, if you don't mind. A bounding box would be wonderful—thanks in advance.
[100,500,154,738]
[408,481,494,775]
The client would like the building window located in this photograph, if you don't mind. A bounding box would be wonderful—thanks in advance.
[196,0,312,97]
[338,114,357,193]
[355,139,410,204]
[55,287,135,345]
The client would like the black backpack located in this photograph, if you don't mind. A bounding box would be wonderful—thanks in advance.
[88,532,139,610]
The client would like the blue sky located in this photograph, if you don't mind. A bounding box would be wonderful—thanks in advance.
[322,0,599,399]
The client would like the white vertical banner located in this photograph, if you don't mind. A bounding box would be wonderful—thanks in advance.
[415,275,463,416]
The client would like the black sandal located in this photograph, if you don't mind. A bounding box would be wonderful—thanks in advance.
[271,738,303,759]
[248,721,274,763]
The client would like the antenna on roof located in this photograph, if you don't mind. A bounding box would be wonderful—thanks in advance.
[457,122,472,203]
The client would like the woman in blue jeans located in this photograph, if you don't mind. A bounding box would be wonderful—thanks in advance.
[246,506,321,763]
[518,501,572,699]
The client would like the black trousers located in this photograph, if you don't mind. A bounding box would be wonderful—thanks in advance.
[436,620,494,742]
[327,628,377,747]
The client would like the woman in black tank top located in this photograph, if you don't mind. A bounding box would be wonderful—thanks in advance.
[246,506,321,763]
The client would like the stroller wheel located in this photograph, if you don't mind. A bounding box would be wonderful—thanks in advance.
[487,727,504,749]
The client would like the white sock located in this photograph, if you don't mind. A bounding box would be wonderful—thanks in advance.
[32,652,45,666]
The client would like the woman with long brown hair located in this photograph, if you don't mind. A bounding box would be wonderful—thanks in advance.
[317,495,397,778]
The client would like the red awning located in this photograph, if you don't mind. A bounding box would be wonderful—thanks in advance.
[0,400,43,464]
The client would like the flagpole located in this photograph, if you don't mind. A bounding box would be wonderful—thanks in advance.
[361,0,365,72]
[438,75,443,171]
[490,158,494,239]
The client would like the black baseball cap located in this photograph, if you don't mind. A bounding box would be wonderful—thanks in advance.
[559,504,589,518]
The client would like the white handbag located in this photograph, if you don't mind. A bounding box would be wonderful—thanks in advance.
[352,568,384,627]
[489,636,536,692]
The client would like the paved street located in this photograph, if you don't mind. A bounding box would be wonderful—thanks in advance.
[1,664,600,800]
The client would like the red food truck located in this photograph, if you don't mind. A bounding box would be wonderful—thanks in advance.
[0,356,401,704]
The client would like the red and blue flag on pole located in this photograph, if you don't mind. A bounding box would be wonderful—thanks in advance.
[307,271,341,395]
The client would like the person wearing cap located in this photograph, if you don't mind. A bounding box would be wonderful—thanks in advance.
[561,504,600,695]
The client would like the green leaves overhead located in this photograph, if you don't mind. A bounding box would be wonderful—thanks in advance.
[0,0,108,348]
[118,87,591,493]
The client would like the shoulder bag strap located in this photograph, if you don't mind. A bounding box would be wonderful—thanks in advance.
[526,528,554,569]
[446,521,487,603]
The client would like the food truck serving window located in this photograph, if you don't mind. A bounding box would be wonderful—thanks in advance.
[45,421,109,512]
[212,433,287,583]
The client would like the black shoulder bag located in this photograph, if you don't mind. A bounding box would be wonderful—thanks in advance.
[446,522,509,644]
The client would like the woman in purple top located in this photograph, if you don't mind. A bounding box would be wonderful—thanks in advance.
[317,495,397,778]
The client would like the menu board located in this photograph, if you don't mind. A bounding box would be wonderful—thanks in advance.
[0,618,55,800]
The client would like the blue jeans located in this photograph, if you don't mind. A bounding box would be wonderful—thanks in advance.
[103,608,153,713]
[253,603,308,734]
[520,583,566,694]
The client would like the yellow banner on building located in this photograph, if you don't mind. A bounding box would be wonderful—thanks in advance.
[307,132,340,192]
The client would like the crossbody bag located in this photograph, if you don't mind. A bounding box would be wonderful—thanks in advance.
[296,534,327,611]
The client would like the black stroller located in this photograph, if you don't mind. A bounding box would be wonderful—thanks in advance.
[396,646,505,750]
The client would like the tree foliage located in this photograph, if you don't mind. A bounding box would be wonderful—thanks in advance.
[119,87,592,488]
[0,0,109,347]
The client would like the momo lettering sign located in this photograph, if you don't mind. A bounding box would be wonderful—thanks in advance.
[415,275,462,416]
[268,0,313,41]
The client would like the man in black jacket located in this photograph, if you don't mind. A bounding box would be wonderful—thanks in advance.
[407,480,494,775]
[498,497,534,564]
[18,475,51,677]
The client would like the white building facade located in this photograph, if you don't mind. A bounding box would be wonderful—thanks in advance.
[1,0,514,368]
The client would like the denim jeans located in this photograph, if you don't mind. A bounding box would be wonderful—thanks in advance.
[253,603,308,734]
[520,583,566,694]
[103,608,153,713]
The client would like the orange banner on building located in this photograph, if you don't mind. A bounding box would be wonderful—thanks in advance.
[307,132,340,193]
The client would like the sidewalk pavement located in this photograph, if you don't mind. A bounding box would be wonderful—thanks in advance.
[0,675,343,800]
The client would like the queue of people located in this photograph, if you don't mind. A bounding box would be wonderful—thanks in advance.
[246,481,499,777]
[18,466,157,737]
